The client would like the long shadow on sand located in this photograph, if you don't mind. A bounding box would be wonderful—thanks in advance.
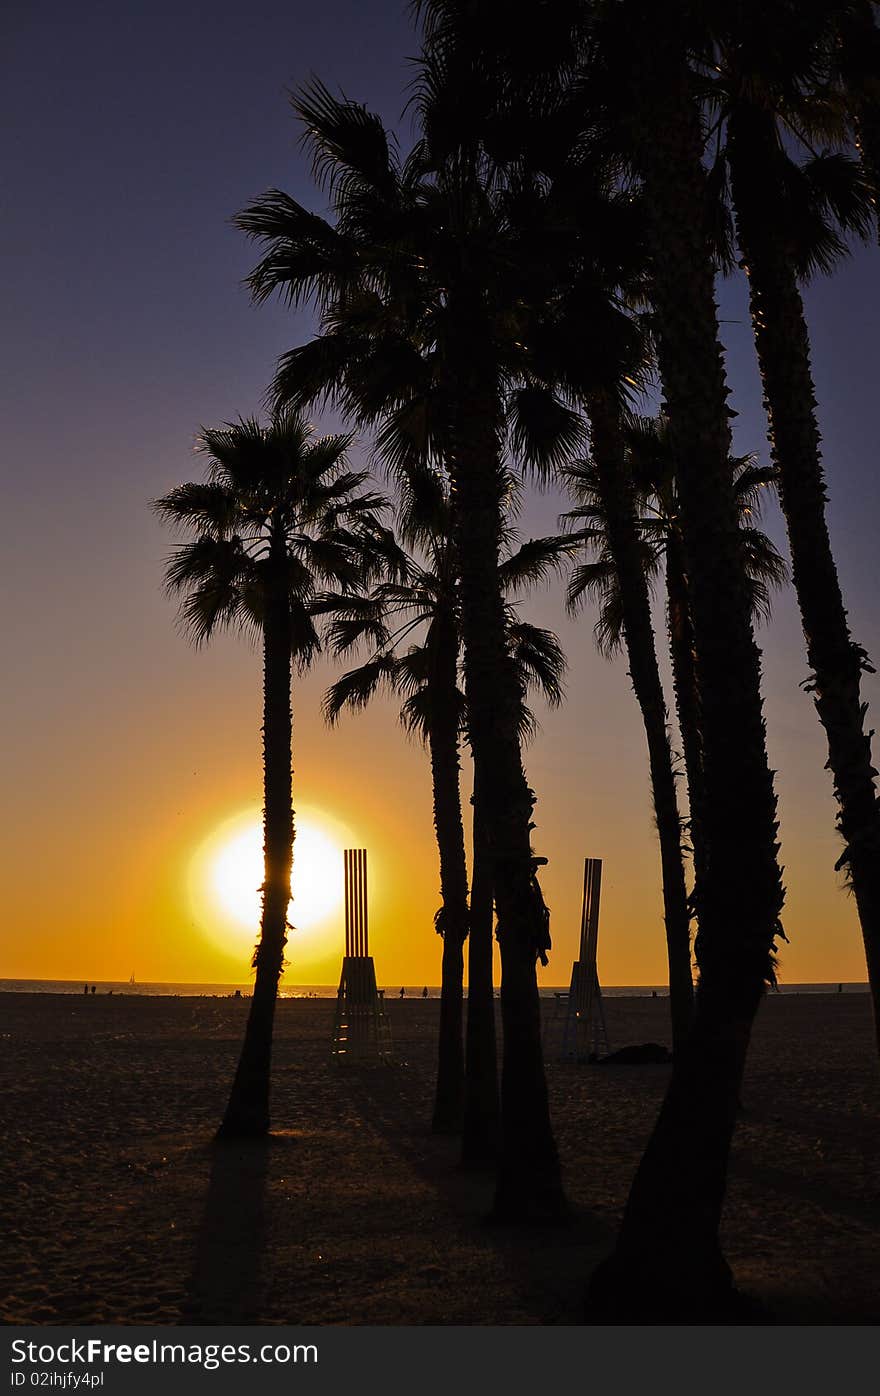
[183,1137,272,1324]
[337,1063,614,1323]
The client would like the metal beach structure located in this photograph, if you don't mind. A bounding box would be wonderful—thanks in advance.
[543,857,610,1061]
[331,848,392,1061]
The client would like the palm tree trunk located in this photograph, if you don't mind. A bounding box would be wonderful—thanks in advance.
[218,538,292,1138]
[589,11,785,1315]
[447,312,564,1220]
[665,533,707,891]
[428,614,470,1134]
[461,774,500,1168]
[728,108,880,1056]
[588,392,693,1051]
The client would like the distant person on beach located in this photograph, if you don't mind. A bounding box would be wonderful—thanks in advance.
[399,987,405,999]
[83,984,88,995]
[422,986,428,999]
[91,985,96,995]
[838,983,843,993]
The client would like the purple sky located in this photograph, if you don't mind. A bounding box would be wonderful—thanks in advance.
[2,1,878,986]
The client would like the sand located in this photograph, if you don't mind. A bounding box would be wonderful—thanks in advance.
[1,991,879,1326]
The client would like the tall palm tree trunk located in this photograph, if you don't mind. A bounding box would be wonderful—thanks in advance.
[448,321,564,1220]
[590,12,785,1314]
[428,615,471,1134]
[665,534,708,892]
[589,393,693,1051]
[219,541,293,1138]
[728,109,880,1056]
[461,777,500,1168]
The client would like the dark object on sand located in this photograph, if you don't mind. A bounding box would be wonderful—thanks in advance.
[599,1042,671,1065]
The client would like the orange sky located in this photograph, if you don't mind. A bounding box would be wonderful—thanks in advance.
[1,534,872,990]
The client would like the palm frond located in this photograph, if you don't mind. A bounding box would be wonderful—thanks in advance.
[508,385,588,479]
[325,612,393,656]
[322,653,400,722]
[497,534,577,592]
[152,481,240,537]
[507,621,567,707]
[566,557,617,613]
[293,79,399,202]
[234,191,357,309]
[289,601,322,671]
[399,685,433,740]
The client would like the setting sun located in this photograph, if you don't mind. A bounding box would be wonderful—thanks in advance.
[189,806,353,964]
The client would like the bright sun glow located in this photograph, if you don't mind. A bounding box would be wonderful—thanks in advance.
[189,806,352,963]
[211,822,341,929]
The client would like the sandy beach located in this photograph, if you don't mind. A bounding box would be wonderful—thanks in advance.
[1,991,879,1326]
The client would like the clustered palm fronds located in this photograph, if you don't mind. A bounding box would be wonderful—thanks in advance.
[154,0,880,1319]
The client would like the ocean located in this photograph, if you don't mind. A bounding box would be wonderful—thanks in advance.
[0,978,870,999]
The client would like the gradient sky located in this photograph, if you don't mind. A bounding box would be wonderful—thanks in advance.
[2,0,879,989]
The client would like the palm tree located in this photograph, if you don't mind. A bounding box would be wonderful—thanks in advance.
[561,397,694,1052]
[704,0,880,1054]
[623,416,788,893]
[235,78,588,1219]
[321,484,469,1136]
[575,0,787,1317]
[154,411,383,1137]
[319,472,568,1145]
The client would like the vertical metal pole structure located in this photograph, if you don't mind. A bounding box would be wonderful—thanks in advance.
[344,849,369,957]
[579,857,602,1032]
[354,849,360,957]
[358,849,363,956]
[357,849,363,956]
[361,848,368,957]
[333,848,392,1060]
[344,849,351,957]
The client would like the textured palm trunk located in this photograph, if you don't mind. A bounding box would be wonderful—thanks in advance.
[665,533,707,891]
[588,393,693,1051]
[447,309,564,1220]
[428,613,471,1134]
[728,108,880,1057]
[218,536,292,1138]
[461,775,500,1168]
[589,12,785,1316]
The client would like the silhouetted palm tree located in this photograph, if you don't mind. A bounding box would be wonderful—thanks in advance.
[236,79,586,1218]
[623,416,788,894]
[154,411,383,1137]
[577,0,787,1317]
[704,0,880,1055]
[319,472,568,1144]
[322,485,469,1136]
[561,399,693,1052]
